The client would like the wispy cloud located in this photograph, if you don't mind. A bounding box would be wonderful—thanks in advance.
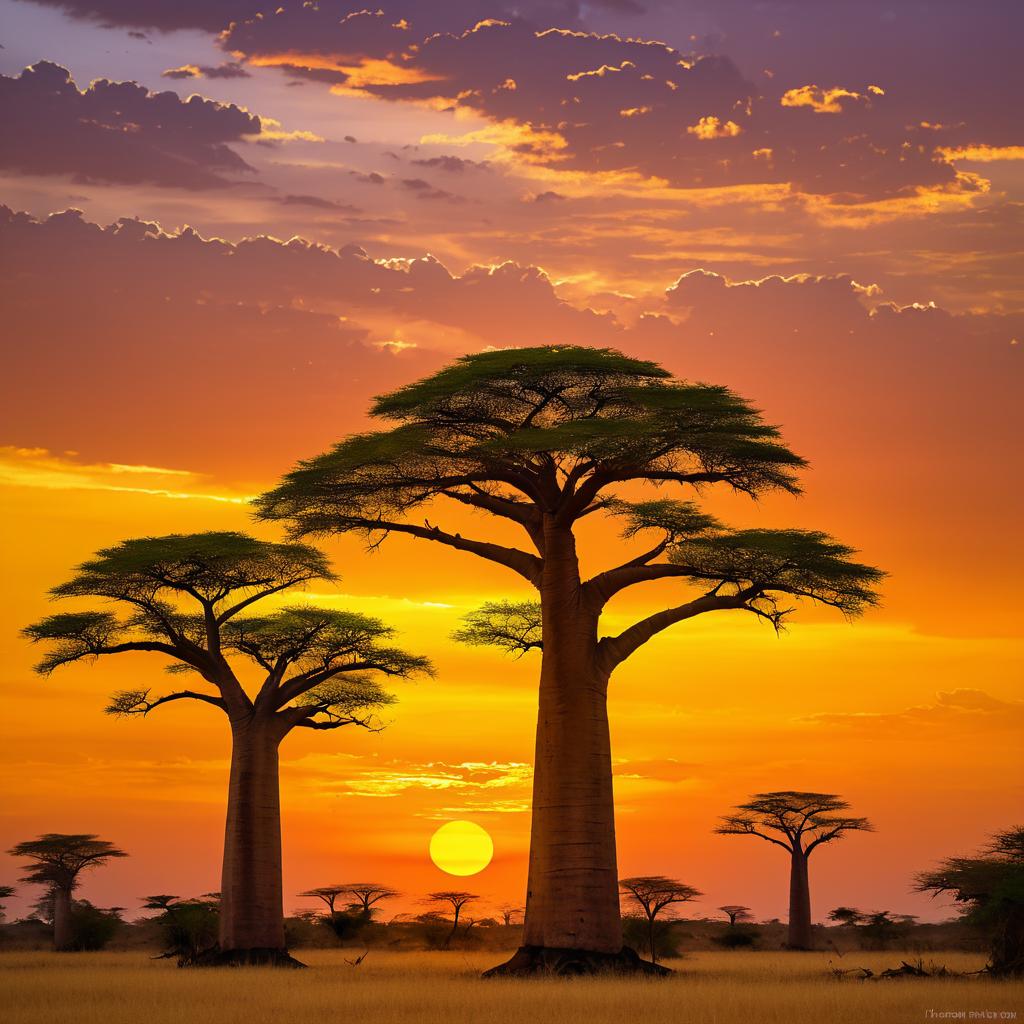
[0,446,252,504]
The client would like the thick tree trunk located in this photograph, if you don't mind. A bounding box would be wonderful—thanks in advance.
[991,903,1024,977]
[486,517,646,979]
[212,717,300,966]
[787,850,813,950]
[52,885,73,951]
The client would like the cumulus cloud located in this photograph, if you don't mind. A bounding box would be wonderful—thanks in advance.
[162,62,251,81]
[0,62,260,189]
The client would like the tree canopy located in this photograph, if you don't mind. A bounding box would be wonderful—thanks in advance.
[8,835,127,891]
[23,532,430,733]
[716,792,874,855]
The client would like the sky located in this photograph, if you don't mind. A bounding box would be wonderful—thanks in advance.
[0,0,1021,929]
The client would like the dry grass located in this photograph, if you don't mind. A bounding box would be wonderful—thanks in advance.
[1,949,1020,1024]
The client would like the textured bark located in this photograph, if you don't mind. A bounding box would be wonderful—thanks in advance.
[522,520,622,955]
[787,850,813,949]
[52,886,73,952]
[219,718,287,955]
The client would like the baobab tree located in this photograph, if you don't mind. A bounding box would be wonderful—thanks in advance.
[719,905,754,926]
[499,903,524,926]
[915,825,1024,977]
[257,346,882,974]
[24,531,430,965]
[424,890,480,949]
[7,834,126,951]
[716,791,873,950]
[620,876,701,964]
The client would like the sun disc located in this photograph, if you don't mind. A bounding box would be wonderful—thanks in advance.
[429,820,493,876]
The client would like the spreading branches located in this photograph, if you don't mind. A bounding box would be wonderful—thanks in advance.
[104,688,227,717]
[452,601,543,657]
[8,834,127,892]
[620,875,701,963]
[716,792,874,856]
[25,534,428,741]
[300,883,401,916]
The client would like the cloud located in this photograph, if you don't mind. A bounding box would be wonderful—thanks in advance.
[0,62,260,189]
[780,84,883,115]
[0,447,251,504]
[218,13,994,201]
[803,689,1024,731]
[162,62,251,81]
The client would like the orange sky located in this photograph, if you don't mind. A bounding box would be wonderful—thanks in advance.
[1,0,1022,928]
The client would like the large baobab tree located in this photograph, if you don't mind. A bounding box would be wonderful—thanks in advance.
[24,532,430,965]
[257,346,882,974]
[8,834,126,951]
[915,825,1024,977]
[620,876,701,964]
[716,791,873,950]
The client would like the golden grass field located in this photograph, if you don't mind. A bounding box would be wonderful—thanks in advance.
[2,950,1021,1024]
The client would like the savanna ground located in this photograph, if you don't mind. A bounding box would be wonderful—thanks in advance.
[2,950,1021,1024]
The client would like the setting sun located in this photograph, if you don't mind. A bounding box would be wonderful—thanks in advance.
[429,821,494,877]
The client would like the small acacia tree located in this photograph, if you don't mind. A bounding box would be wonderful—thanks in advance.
[620,876,701,964]
[719,904,754,927]
[24,532,430,965]
[257,346,882,974]
[0,885,16,924]
[915,825,1024,977]
[424,891,480,949]
[716,791,873,950]
[7,834,126,951]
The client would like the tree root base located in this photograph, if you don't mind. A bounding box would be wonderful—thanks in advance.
[483,945,672,978]
[183,947,306,968]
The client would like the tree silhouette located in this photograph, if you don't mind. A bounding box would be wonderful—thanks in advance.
[298,882,400,937]
[620,876,701,963]
[257,346,882,973]
[24,531,430,965]
[499,903,524,926]
[7,834,126,950]
[827,906,864,926]
[716,791,873,950]
[424,891,480,949]
[719,904,753,926]
[0,884,16,923]
[915,825,1024,977]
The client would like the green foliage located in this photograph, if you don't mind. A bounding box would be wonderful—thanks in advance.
[49,532,333,604]
[670,531,884,624]
[452,601,543,656]
[916,826,1024,928]
[256,345,807,536]
[609,499,721,542]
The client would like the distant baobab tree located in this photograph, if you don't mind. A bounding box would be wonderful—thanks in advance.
[915,825,1024,977]
[7,834,126,951]
[424,890,480,949]
[24,532,430,966]
[258,347,882,975]
[716,791,873,950]
[499,903,524,926]
[620,876,701,964]
[299,883,399,917]
[719,905,754,926]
